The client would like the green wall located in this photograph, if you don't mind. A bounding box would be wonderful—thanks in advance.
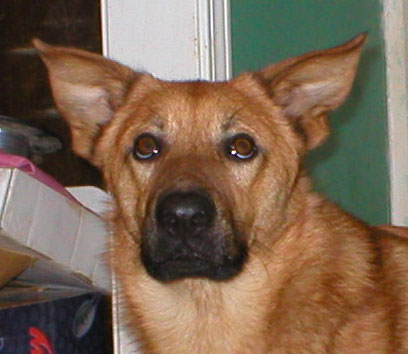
[231,0,389,224]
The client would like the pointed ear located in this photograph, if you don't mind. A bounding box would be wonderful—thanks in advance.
[33,39,140,162]
[259,33,367,149]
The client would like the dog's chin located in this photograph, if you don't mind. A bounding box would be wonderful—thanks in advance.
[141,251,247,282]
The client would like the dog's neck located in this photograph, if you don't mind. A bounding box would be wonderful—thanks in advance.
[126,258,276,353]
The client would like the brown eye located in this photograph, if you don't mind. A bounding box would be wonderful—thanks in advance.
[227,133,257,161]
[133,133,161,160]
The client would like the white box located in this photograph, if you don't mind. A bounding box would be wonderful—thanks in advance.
[0,168,110,291]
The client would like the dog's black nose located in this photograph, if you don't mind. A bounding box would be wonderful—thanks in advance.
[155,191,216,236]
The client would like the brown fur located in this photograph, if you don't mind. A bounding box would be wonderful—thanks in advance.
[34,34,408,353]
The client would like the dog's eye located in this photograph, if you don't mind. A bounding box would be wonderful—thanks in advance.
[226,134,257,161]
[133,133,161,160]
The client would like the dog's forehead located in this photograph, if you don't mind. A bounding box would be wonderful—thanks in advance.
[124,77,279,135]
[140,80,238,123]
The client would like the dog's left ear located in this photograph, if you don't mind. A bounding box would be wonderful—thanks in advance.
[258,33,367,149]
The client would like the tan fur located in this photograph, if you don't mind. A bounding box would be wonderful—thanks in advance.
[34,34,408,353]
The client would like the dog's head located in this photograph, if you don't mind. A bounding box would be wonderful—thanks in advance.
[34,34,365,282]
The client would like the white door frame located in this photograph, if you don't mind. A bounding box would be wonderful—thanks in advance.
[101,0,231,81]
[383,0,408,226]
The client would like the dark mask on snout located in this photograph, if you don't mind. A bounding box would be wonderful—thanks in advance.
[141,189,248,282]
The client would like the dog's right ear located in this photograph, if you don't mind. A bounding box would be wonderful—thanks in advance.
[33,39,141,163]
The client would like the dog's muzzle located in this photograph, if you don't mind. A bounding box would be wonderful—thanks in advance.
[141,190,247,282]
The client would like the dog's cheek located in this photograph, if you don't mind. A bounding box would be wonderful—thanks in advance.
[104,159,152,237]
[245,153,299,242]
[223,166,256,230]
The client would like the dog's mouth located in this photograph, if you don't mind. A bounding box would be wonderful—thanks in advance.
[141,236,248,282]
[140,189,247,282]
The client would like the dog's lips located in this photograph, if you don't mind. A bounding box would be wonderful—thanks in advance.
[142,256,245,282]
[152,258,211,277]
[140,234,248,282]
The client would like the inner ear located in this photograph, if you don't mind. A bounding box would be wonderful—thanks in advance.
[33,38,140,163]
[258,33,367,149]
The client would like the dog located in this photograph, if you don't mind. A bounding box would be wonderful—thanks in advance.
[34,34,408,353]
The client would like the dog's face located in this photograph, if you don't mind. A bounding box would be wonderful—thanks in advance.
[34,34,365,282]
[96,78,303,282]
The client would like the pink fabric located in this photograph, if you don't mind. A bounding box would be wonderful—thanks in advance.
[0,151,78,203]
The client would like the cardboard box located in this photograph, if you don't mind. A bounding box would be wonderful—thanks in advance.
[0,164,114,352]
[0,168,110,291]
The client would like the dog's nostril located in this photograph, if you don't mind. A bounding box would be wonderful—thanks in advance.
[156,191,216,235]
